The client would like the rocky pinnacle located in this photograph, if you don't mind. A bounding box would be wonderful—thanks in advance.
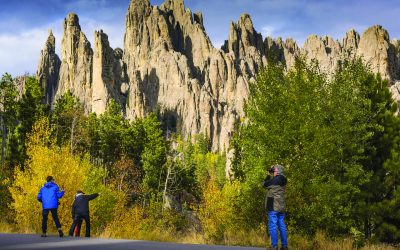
[37,0,400,157]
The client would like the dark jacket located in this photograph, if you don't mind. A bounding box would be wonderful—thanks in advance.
[263,175,287,212]
[71,193,99,218]
[37,182,64,209]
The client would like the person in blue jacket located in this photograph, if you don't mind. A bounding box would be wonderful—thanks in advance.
[37,176,65,237]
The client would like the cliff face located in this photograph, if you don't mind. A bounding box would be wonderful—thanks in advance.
[57,13,93,112]
[92,30,127,114]
[36,30,60,105]
[357,25,398,80]
[267,25,399,81]
[36,0,400,152]
[123,0,258,151]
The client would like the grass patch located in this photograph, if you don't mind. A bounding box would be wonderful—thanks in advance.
[0,221,16,233]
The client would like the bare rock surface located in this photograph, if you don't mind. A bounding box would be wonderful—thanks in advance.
[36,30,60,105]
[57,13,93,112]
[36,0,400,157]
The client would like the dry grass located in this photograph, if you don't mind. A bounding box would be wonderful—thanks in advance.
[359,244,398,250]
[100,227,188,243]
[177,230,397,250]
[222,229,267,247]
[310,231,357,250]
[179,231,206,244]
[289,231,397,250]
[4,221,397,250]
[0,221,15,233]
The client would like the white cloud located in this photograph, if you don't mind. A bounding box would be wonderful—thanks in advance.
[78,17,125,50]
[64,0,109,13]
[213,40,225,49]
[2,0,400,78]
[0,29,53,76]
[0,15,125,77]
[261,25,275,38]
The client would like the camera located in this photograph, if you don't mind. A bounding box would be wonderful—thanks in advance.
[268,166,275,174]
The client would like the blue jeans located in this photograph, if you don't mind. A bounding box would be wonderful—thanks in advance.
[268,211,287,248]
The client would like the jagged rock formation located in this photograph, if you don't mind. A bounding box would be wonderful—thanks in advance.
[222,13,266,71]
[302,35,342,76]
[264,37,299,70]
[357,25,398,80]
[13,76,28,100]
[342,29,360,57]
[36,30,60,105]
[122,0,257,151]
[92,30,127,114]
[57,13,93,112]
[36,0,400,154]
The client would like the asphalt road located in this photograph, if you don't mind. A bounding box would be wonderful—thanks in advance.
[0,234,265,250]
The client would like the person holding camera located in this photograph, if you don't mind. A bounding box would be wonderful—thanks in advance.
[263,164,288,250]
[37,176,65,237]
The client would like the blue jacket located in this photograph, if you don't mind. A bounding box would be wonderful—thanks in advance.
[37,182,64,209]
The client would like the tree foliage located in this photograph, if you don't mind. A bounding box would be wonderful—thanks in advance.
[51,91,88,155]
[9,118,124,233]
[233,58,400,243]
[11,76,46,167]
[1,62,399,245]
[0,73,18,166]
[141,113,167,194]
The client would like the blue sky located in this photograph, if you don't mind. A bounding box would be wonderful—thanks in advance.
[1,0,399,77]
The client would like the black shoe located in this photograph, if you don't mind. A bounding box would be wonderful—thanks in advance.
[41,233,47,237]
[280,247,288,250]
[58,229,64,238]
